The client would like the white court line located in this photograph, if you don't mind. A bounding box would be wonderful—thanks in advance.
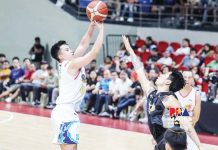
[0,112,14,124]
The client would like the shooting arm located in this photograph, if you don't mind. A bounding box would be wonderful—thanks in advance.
[73,22,95,57]
[69,23,104,70]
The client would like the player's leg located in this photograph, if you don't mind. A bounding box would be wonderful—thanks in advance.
[60,144,77,150]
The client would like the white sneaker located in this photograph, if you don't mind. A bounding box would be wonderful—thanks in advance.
[5,97,12,103]
[19,101,27,105]
[99,112,110,117]
[120,17,124,21]
[108,105,116,111]
[127,17,134,22]
[139,117,148,124]
[129,112,137,122]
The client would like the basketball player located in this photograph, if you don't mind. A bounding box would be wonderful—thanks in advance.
[122,35,202,150]
[164,127,187,150]
[50,21,104,150]
[175,71,201,126]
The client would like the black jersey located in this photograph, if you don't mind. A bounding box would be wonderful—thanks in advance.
[146,90,177,144]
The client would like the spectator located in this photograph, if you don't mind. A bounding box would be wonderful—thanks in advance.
[92,69,111,114]
[146,36,156,49]
[0,53,6,68]
[86,59,97,74]
[20,61,48,105]
[33,65,58,108]
[138,0,152,13]
[98,56,116,74]
[120,0,136,22]
[207,54,218,70]
[23,58,32,69]
[0,60,11,94]
[211,0,218,25]
[103,69,133,117]
[0,57,25,102]
[147,45,161,64]
[4,63,36,103]
[174,38,191,55]
[113,55,121,72]
[157,51,173,66]
[109,87,143,119]
[29,37,45,69]
[80,70,98,113]
[85,74,103,113]
[8,57,25,85]
[197,43,214,66]
[216,45,218,54]
[118,70,133,97]
[176,48,200,69]
[99,71,122,117]
[197,43,213,57]
[110,0,122,21]
[117,40,129,61]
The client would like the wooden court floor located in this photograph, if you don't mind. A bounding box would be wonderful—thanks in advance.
[0,111,218,150]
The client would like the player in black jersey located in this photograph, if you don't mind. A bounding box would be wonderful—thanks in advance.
[122,36,202,150]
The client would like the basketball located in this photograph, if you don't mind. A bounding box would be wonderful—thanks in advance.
[86,0,108,22]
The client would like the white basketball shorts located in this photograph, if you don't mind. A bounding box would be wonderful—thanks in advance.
[51,104,80,144]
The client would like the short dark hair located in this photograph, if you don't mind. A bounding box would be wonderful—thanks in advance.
[190,48,196,52]
[47,65,53,70]
[106,55,112,61]
[23,58,30,62]
[169,69,185,92]
[12,57,19,61]
[164,127,187,150]
[35,37,40,42]
[146,36,153,41]
[91,59,96,63]
[51,40,67,62]
[3,60,9,64]
[183,38,190,45]
[134,87,142,95]
[0,53,6,58]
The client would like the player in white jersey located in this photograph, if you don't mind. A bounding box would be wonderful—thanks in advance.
[175,71,201,126]
[50,21,104,150]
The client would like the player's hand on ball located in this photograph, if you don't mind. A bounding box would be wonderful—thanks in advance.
[90,21,96,27]
[95,21,104,30]
[122,35,133,54]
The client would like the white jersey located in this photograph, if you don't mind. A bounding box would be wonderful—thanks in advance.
[175,88,197,117]
[56,60,86,106]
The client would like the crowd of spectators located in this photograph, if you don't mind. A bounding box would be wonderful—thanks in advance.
[0,35,218,123]
[75,0,218,25]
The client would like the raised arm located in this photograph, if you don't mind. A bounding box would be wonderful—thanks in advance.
[73,22,96,57]
[68,22,104,70]
[192,93,201,126]
[179,118,202,149]
[122,35,153,97]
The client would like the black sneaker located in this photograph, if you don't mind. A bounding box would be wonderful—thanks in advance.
[31,101,40,107]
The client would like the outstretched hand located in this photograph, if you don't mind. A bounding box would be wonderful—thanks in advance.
[90,21,96,27]
[122,35,133,54]
[94,21,104,30]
